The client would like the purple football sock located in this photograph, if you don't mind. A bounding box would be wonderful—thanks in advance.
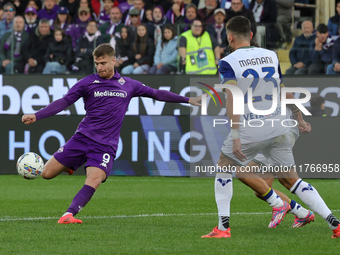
[66,185,96,216]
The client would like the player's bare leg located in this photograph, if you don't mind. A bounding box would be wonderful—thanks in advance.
[42,156,69,179]
[58,167,106,224]
[277,167,340,237]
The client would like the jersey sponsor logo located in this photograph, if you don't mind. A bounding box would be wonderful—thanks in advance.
[94,90,127,98]
[93,80,100,83]
[118,78,125,85]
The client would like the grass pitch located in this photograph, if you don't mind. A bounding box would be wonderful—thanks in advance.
[0,175,339,255]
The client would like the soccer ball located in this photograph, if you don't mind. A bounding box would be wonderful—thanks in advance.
[16,152,44,179]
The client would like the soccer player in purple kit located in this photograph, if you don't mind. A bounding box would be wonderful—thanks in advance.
[22,43,203,224]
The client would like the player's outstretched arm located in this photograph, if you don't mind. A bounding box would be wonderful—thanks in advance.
[22,114,36,125]
[189,94,204,106]
[149,88,203,105]
[21,98,71,125]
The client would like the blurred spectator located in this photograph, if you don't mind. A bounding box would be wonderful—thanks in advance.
[166,0,186,24]
[326,37,340,75]
[125,8,141,36]
[118,0,133,15]
[207,8,228,58]
[90,0,100,16]
[121,24,155,74]
[310,96,327,117]
[219,0,250,9]
[250,0,279,49]
[328,0,340,36]
[79,0,97,21]
[174,3,197,34]
[309,24,338,74]
[0,2,16,40]
[24,18,54,74]
[114,26,133,72]
[38,0,59,26]
[145,9,153,22]
[99,6,123,43]
[66,6,92,48]
[27,0,42,11]
[148,23,178,74]
[11,0,28,16]
[147,6,170,45]
[178,19,219,74]
[53,6,72,31]
[43,28,73,74]
[0,16,29,74]
[197,0,218,25]
[0,4,4,21]
[225,0,257,37]
[123,0,147,25]
[72,20,104,74]
[275,0,294,46]
[59,0,80,22]
[285,20,315,75]
[24,6,39,34]
[192,0,207,9]
[98,0,114,25]
[145,0,172,15]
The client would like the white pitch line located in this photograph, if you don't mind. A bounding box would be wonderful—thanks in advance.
[1,210,340,222]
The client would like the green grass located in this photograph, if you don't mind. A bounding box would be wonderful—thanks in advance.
[0,176,339,255]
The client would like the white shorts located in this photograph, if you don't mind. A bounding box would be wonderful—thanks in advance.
[253,130,297,166]
[221,132,295,167]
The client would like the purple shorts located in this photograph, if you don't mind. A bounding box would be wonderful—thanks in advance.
[53,132,115,178]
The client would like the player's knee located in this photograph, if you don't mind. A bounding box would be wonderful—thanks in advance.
[41,170,53,180]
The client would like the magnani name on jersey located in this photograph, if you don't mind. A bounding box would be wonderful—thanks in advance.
[94,90,127,98]
[239,57,273,67]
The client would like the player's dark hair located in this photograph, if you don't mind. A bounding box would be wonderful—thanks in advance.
[310,96,325,108]
[93,43,116,58]
[316,23,328,33]
[226,16,251,38]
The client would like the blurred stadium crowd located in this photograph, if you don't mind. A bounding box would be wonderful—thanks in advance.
[0,0,339,75]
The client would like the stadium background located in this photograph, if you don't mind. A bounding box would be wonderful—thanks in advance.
[0,74,339,177]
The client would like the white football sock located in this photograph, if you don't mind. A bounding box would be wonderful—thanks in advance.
[289,199,309,218]
[291,179,333,225]
[215,172,233,231]
[262,188,284,208]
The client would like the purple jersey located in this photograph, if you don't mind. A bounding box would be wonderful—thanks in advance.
[63,72,157,152]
